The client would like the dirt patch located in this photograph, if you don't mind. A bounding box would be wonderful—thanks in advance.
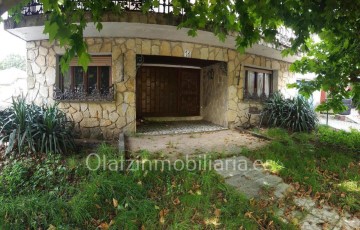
[126,129,268,160]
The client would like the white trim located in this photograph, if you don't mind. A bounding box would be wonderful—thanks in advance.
[141,63,202,69]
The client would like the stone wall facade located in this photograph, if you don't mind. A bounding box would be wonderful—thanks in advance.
[26,38,296,139]
[201,63,228,127]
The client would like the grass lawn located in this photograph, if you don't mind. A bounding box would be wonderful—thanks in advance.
[242,126,360,216]
[0,144,292,229]
[1,125,358,228]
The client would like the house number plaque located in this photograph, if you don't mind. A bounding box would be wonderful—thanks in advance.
[184,50,192,58]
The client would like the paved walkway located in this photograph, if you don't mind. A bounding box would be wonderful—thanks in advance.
[215,156,360,230]
[319,117,360,132]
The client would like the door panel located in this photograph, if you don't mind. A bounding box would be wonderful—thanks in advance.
[179,69,200,116]
[136,66,200,117]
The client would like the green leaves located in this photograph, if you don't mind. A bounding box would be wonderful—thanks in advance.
[44,21,59,42]
[0,97,75,156]
[5,0,360,112]
[263,92,318,132]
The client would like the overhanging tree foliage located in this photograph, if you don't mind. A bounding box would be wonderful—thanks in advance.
[1,0,359,111]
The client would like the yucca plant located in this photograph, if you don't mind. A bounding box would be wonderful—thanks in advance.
[262,92,318,132]
[32,104,75,154]
[0,97,75,156]
[0,98,37,155]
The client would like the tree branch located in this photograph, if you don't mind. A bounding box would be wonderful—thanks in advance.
[0,0,24,17]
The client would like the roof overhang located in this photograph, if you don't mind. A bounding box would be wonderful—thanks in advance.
[5,13,299,63]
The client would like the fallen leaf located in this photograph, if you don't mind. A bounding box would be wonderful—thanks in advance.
[214,208,221,218]
[160,216,165,224]
[173,197,181,205]
[113,198,118,208]
[159,209,169,218]
[47,225,56,230]
[322,222,329,230]
[293,182,300,191]
[95,204,101,209]
[98,222,109,230]
[306,186,312,195]
[245,211,253,218]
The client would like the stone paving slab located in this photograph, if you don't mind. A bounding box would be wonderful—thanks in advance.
[319,117,360,132]
[310,205,340,226]
[334,218,360,230]
[300,214,335,230]
[215,156,291,199]
[294,197,316,211]
[215,156,360,230]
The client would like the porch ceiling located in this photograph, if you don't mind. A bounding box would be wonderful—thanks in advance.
[141,55,221,67]
[5,22,299,63]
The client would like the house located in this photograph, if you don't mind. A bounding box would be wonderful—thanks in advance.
[3,0,299,139]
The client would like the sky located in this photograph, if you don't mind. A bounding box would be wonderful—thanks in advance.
[0,13,26,61]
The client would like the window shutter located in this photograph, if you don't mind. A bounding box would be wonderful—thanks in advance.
[69,56,112,66]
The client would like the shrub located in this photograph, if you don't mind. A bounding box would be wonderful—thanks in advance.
[0,97,75,155]
[262,92,318,132]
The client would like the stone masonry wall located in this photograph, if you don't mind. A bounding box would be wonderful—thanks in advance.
[201,63,228,127]
[226,51,296,128]
[26,38,295,139]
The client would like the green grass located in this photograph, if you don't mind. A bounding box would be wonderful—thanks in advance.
[3,126,357,228]
[0,143,292,229]
[242,127,360,214]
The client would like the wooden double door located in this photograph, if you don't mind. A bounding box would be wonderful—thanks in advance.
[136,66,200,117]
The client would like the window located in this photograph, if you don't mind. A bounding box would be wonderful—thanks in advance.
[56,56,114,101]
[244,67,273,100]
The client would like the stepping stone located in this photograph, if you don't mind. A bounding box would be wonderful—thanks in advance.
[310,205,340,226]
[215,156,359,230]
[294,197,316,211]
[274,183,293,199]
[254,174,283,187]
[215,156,292,199]
[225,175,263,198]
[300,214,337,230]
[333,217,360,230]
[214,156,257,178]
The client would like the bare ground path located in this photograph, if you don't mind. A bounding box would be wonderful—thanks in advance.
[126,129,267,160]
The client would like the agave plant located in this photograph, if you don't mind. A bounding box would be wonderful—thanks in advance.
[262,92,318,132]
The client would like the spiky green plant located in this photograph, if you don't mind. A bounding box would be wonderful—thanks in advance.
[263,92,318,132]
[0,97,75,155]
[32,104,75,154]
[0,98,36,155]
